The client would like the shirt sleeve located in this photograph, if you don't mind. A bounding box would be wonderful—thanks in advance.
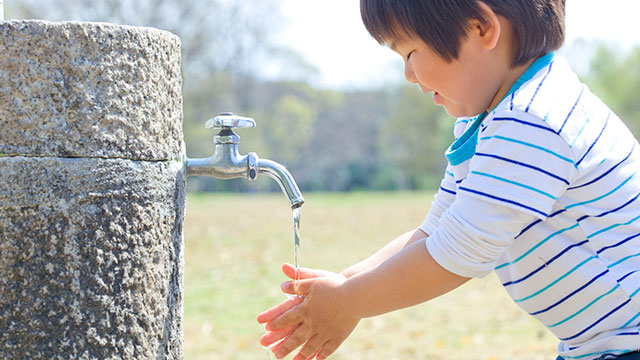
[426,109,578,278]
[420,165,457,236]
[426,194,536,278]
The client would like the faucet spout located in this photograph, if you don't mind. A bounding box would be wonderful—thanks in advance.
[257,158,305,209]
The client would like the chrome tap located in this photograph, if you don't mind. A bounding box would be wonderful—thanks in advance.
[184,112,305,209]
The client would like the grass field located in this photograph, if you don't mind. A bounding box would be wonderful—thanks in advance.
[183,191,558,360]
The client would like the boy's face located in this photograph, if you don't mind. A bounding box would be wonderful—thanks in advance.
[387,31,506,118]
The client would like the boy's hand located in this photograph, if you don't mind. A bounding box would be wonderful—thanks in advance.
[257,295,303,347]
[257,264,343,354]
[281,263,340,284]
[259,271,359,360]
[257,263,336,324]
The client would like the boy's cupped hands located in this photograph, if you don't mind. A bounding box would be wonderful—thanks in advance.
[257,264,359,360]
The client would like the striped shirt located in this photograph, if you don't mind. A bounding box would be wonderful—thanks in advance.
[420,55,640,359]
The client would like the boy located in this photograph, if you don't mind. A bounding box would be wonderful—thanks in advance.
[257,1,640,359]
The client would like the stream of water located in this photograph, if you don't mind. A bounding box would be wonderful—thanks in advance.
[265,207,303,359]
[292,207,301,283]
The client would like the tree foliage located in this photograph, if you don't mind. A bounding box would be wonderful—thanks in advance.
[584,44,640,137]
[378,86,453,190]
[6,2,640,192]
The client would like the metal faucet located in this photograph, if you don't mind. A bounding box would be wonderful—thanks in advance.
[184,112,305,209]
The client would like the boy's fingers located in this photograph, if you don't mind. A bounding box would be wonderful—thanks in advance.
[293,279,314,295]
[317,340,341,360]
[269,337,287,356]
[293,335,326,360]
[280,278,315,297]
[272,323,312,359]
[257,296,303,324]
[283,263,339,280]
[282,263,299,280]
[307,346,324,360]
[283,263,323,280]
[281,281,296,295]
[265,302,305,331]
[259,325,298,347]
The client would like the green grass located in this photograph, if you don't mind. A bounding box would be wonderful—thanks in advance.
[184,191,557,360]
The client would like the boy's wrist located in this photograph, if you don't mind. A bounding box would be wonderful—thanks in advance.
[336,276,364,321]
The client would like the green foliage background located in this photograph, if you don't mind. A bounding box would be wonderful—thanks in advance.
[10,1,638,194]
[184,43,640,193]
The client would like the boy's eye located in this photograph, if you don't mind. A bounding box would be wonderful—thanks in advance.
[406,51,414,61]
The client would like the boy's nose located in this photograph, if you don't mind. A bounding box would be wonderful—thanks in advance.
[404,61,418,84]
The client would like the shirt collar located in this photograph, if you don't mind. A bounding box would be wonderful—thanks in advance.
[445,52,556,166]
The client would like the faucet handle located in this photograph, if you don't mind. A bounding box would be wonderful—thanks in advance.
[205,112,256,130]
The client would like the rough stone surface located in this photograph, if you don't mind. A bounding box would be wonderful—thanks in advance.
[0,21,185,359]
[0,157,185,359]
[0,20,183,160]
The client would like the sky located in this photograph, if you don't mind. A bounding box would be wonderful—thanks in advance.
[278,0,640,89]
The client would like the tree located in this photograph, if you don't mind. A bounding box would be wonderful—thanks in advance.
[585,44,640,137]
[377,85,453,190]
[10,0,285,78]
[9,0,320,193]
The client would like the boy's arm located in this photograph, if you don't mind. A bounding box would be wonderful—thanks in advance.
[341,239,469,318]
[262,240,469,359]
[340,228,428,278]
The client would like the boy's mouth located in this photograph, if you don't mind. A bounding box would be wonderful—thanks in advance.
[433,92,443,105]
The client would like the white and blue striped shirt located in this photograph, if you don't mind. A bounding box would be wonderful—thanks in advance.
[421,55,640,359]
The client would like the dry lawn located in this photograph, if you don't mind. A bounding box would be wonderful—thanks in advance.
[183,191,558,360]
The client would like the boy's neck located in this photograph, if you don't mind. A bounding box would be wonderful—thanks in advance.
[486,57,537,112]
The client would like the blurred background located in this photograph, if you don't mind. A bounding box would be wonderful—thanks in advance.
[4,1,640,359]
[5,0,639,195]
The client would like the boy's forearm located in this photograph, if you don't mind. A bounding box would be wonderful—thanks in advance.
[340,228,428,278]
[339,239,469,319]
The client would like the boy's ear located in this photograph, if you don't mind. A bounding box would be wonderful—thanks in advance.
[470,1,501,51]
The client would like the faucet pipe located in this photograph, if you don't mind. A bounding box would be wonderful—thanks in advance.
[184,149,305,209]
[184,139,258,180]
[184,112,305,209]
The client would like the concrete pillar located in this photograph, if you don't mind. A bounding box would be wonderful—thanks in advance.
[0,20,185,359]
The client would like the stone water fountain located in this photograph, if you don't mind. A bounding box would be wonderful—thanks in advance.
[0,18,303,359]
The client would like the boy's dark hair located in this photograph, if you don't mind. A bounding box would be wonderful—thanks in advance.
[361,0,565,67]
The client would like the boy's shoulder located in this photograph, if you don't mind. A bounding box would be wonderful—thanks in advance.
[489,56,610,144]
[452,56,583,140]
[502,56,582,127]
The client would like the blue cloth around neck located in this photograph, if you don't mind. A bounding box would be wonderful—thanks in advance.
[446,111,487,166]
[445,52,555,166]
